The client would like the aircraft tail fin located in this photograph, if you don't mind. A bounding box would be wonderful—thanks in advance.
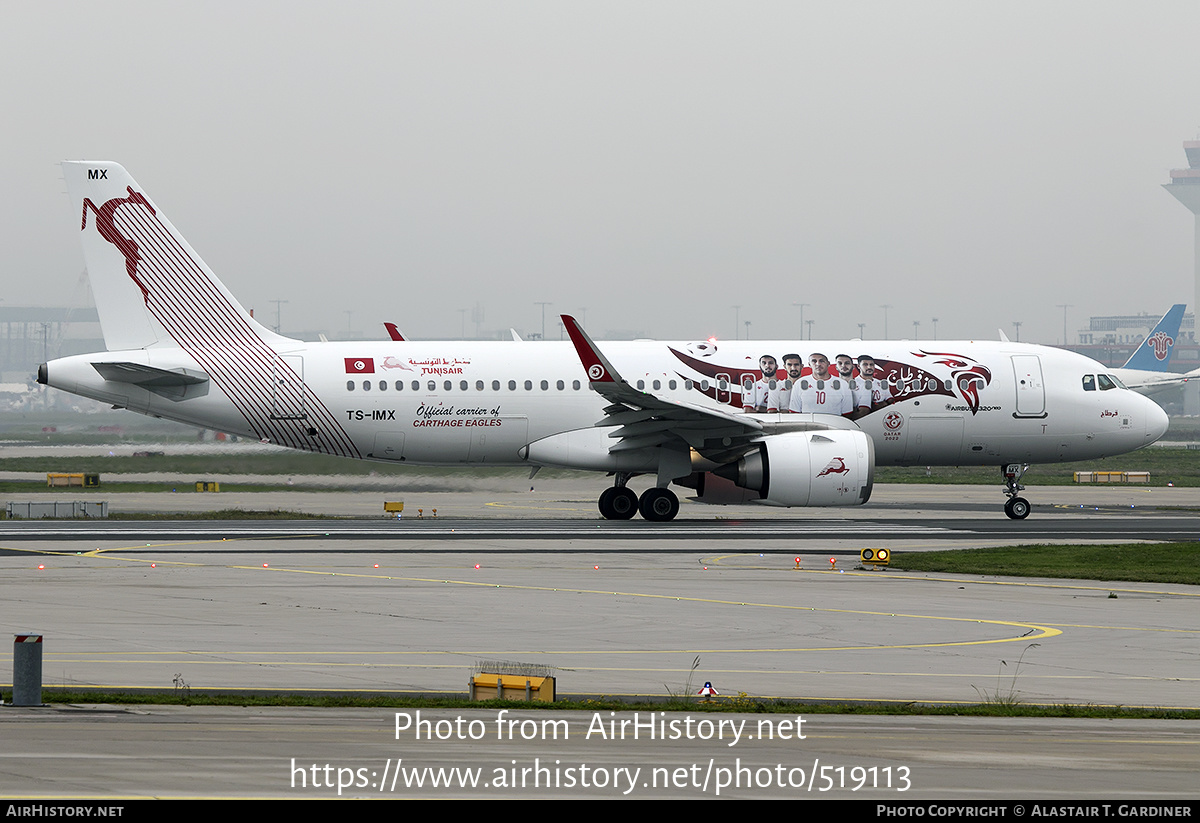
[61,161,292,351]
[1121,304,1186,371]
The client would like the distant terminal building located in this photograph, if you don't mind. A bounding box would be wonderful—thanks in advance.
[0,306,102,383]
[1067,310,1197,369]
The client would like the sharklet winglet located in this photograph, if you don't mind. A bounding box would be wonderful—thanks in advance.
[562,314,621,386]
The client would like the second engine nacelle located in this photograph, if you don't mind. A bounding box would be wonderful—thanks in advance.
[707,429,874,507]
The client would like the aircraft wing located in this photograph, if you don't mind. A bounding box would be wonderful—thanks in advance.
[1115,365,1199,396]
[561,315,849,462]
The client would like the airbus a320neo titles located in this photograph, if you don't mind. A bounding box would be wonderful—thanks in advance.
[38,162,1170,521]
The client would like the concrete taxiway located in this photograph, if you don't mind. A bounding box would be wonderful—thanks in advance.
[1,483,1197,705]
[1,708,1196,799]
[0,482,1197,799]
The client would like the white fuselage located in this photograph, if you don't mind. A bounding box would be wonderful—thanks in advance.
[43,336,1168,471]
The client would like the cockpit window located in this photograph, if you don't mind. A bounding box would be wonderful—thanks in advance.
[1082,374,1095,392]
[1097,374,1117,391]
[1106,373,1126,389]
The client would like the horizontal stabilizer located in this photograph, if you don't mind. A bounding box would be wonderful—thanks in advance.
[92,362,209,388]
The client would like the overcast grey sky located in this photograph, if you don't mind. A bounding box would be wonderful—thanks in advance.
[5,1,1200,344]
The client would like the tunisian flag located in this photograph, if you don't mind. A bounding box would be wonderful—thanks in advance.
[344,358,375,374]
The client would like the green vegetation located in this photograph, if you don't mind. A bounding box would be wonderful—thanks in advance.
[110,509,335,520]
[6,412,1200,486]
[890,543,1200,585]
[4,690,1197,718]
[1,447,1196,488]
[0,452,431,476]
[876,446,1200,487]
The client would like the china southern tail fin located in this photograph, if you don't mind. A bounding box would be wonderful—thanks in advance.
[62,161,292,352]
[1121,304,1186,371]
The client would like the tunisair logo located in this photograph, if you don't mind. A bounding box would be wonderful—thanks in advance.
[816,457,849,477]
[80,186,156,304]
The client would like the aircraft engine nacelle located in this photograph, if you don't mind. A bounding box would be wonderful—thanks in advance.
[708,430,874,507]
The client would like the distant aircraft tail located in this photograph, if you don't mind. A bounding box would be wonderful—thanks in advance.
[61,161,290,352]
[1121,304,1186,371]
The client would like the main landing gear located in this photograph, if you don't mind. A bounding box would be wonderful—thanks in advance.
[597,474,680,522]
[1002,463,1031,520]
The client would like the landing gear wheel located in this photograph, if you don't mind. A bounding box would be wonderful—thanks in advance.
[1004,496,1030,520]
[1001,463,1031,520]
[598,487,638,520]
[638,487,680,522]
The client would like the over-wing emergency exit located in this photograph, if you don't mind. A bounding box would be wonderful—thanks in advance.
[39,162,1169,521]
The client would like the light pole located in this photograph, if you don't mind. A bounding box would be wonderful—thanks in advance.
[534,302,552,341]
[270,299,288,334]
[471,303,485,338]
[1056,304,1072,346]
[880,304,891,340]
[857,323,865,339]
[931,317,939,340]
[732,305,741,340]
[1013,321,1022,342]
[912,319,920,339]
[793,302,809,339]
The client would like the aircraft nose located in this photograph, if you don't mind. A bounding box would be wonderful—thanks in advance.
[1144,396,1169,444]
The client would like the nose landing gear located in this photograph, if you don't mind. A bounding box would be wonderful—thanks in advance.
[1002,463,1031,520]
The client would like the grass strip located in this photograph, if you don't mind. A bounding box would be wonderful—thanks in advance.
[890,542,1200,585]
[4,690,1197,718]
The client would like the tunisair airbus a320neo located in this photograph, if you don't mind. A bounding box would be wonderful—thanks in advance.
[39,162,1169,521]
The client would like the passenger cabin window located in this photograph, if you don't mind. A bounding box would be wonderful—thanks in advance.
[346,380,355,391]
